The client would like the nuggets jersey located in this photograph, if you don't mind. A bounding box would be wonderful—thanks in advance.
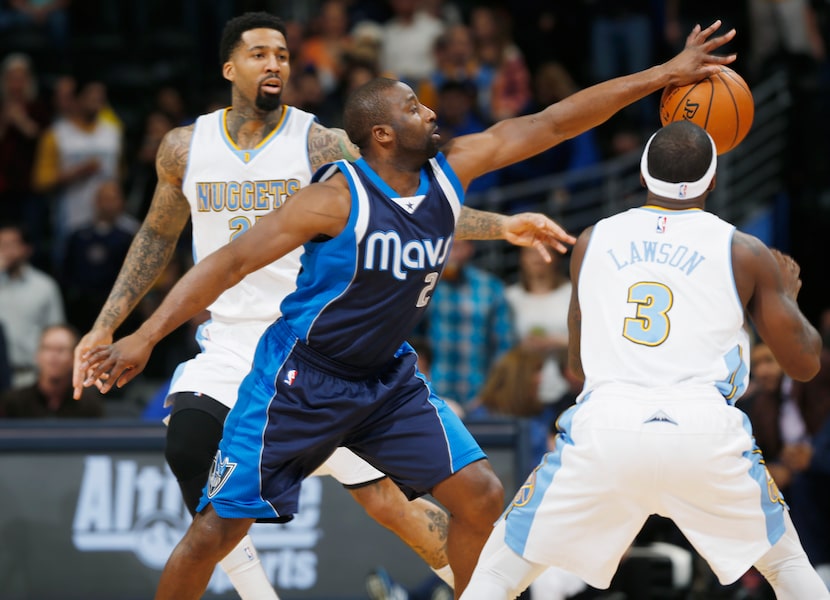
[169,106,316,406]
[578,206,750,402]
[279,154,463,370]
[182,106,316,323]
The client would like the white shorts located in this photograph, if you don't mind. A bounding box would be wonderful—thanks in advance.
[168,319,386,486]
[502,385,788,589]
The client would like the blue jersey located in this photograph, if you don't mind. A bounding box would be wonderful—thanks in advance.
[280,153,464,371]
[199,154,482,521]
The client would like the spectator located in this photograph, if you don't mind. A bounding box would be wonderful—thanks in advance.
[0,323,102,418]
[505,244,572,405]
[379,0,446,87]
[49,73,75,120]
[469,5,531,122]
[154,86,194,127]
[419,24,495,122]
[789,309,830,589]
[415,239,515,410]
[0,53,51,227]
[283,67,342,128]
[348,19,384,71]
[434,79,498,194]
[298,0,353,94]
[0,0,71,53]
[747,0,826,80]
[125,109,175,220]
[742,342,809,492]
[60,179,139,333]
[585,0,655,131]
[0,221,64,388]
[498,61,601,191]
[0,322,10,393]
[31,77,123,266]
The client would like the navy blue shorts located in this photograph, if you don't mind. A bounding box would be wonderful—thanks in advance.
[198,319,486,521]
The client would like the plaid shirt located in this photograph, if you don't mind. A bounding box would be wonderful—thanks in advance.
[416,265,515,406]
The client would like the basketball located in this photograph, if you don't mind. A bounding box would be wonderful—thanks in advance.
[659,66,754,155]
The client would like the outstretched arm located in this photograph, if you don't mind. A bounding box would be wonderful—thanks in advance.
[456,207,576,257]
[445,21,736,186]
[72,126,193,398]
[80,177,352,392]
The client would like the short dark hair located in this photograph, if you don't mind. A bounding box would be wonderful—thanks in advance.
[219,12,287,64]
[40,323,80,346]
[0,220,31,245]
[647,121,713,183]
[343,77,400,149]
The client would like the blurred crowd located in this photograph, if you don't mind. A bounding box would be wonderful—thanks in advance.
[0,2,829,597]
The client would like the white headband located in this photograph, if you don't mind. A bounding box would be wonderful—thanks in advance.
[640,130,717,200]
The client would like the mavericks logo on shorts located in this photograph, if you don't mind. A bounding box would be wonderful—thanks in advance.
[207,450,238,498]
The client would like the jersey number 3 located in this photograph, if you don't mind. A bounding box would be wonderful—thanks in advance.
[623,281,673,346]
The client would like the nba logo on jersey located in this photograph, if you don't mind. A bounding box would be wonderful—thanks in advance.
[656,216,668,233]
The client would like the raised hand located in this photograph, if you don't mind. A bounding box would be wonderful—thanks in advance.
[663,20,738,88]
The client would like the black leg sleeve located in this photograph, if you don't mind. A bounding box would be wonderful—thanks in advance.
[164,392,228,515]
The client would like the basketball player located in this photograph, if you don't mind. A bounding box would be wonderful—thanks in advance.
[78,21,740,599]
[71,11,485,598]
[460,121,830,600]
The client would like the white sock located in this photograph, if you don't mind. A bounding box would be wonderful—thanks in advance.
[431,564,454,588]
[219,534,280,600]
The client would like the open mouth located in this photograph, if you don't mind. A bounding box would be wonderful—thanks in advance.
[261,79,282,93]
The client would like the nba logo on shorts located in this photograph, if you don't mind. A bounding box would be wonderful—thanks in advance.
[656,216,668,233]
[678,183,688,198]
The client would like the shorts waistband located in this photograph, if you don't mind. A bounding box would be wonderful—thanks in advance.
[273,318,383,381]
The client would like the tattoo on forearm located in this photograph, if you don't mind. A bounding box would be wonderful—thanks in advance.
[456,207,505,240]
[96,228,177,330]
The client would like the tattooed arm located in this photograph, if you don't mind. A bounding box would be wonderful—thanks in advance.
[456,207,575,256]
[307,123,361,171]
[72,125,193,397]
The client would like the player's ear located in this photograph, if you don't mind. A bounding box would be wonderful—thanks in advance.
[709,174,717,191]
[639,173,646,188]
[372,124,394,145]
[222,62,234,83]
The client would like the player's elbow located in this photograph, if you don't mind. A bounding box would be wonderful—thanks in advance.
[783,337,822,382]
[786,354,821,382]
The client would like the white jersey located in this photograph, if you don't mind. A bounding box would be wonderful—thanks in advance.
[168,106,388,487]
[182,106,315,323]
[489,208,790,591]
[169,105,316,405]
[578,206,750,403]
[53,117,121,232]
